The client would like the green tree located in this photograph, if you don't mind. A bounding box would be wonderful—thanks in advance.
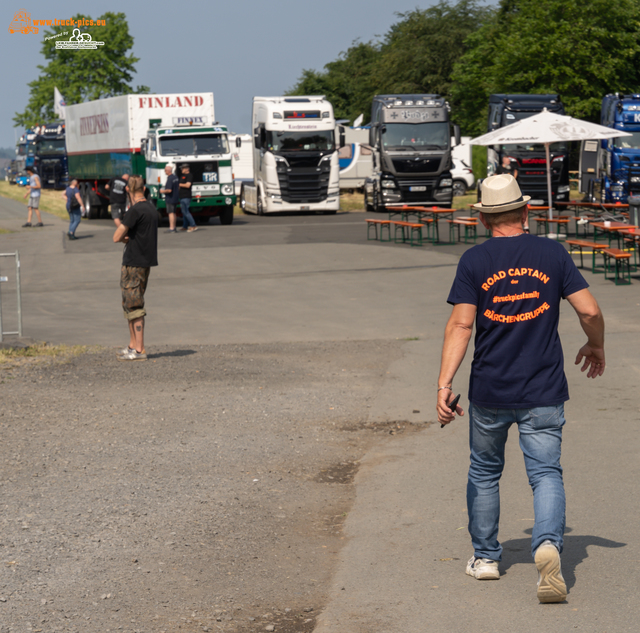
[14,12,149,128]
[451,0,640,135]
[287,40,379,124]
[374,1,494,101]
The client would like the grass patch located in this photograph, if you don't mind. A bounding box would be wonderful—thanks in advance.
[0,181,69,221]
[341,191,365,212]
[0,342,92,367]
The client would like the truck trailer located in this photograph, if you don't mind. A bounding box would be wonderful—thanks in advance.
[364,95,460,211]
[239,96,341,214]
[65,93,236,223]
[486,94,570,206]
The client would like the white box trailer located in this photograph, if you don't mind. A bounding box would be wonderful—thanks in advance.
[65,93,237,224]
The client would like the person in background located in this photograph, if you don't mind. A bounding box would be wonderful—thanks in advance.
[105,173,129,227]
[160,164,179,233]
[62,178,85,240]
[23,167,43,227]
[178,164,197,232]
[112,174,158,362]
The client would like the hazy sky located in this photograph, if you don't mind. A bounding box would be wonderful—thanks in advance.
[1,0,459,149]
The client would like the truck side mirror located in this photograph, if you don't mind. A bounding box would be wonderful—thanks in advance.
[141,138,148,154]
[254,127,261,149]
[338,126,346,149]
[369,123,378,149]
[236,136,242,148]
[453,124,461,147]
[260,127,267,149]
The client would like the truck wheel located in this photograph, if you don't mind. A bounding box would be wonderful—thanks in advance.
[240,185,249,214]
[364,189,373,211]
[219,205,234,225]
[452,180,467,197]
[84,186,99,220]
[373,189,384,213]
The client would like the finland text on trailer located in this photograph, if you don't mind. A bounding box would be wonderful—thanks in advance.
[240,96,340,215]
[364,95,460,211]
[487,94,570,206]
[65,93,236,224]
[587,93,640,203]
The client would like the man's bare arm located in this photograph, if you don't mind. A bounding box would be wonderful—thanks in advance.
[436,303,476,425]
[113,223,129,244]
[566,288,605,378]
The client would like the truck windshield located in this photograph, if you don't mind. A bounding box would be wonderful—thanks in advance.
[614,132,640,149]
[36,139,66,155]
[381,122,449,150]
[266,130,334,152]
[159,134,229,156]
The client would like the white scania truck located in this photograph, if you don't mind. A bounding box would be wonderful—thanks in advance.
[239,96,341,214]
[66,92,236,224]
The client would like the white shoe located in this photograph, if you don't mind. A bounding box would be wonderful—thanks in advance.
[466,556,500,580]
[117,346,134,357]
[118,349,147,362]
[535,541,567,603]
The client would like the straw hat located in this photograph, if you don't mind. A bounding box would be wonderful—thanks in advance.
[472,174,530,213]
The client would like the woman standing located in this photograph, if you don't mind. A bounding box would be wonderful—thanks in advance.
[63,179,85,239]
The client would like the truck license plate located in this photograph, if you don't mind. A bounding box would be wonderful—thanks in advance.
[410,186,426,192]
[300,206,310,210]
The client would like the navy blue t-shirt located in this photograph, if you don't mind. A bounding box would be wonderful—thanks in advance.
[447,234,588,409]
[164,173,180,205]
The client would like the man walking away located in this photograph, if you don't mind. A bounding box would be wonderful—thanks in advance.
[436,174,605,603]
[160,164,179,233]
[62,178,85,239]
[178,164,197,232]
[106,173,129,227]
[23,167,43,227]
[112,175,158,362]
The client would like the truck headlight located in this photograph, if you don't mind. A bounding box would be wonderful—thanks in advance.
[222,184,233,195]
[439,178,452,187]
[381,180,396,189]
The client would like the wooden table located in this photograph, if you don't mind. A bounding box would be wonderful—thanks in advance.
[590,221,638,246]
[391,206,455,244]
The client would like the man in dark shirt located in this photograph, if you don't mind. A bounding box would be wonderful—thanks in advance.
[160,164,179,233]
[106,173,129,226]
[178,164,197,232]
[437,174,605,603]
[112,174,158,361]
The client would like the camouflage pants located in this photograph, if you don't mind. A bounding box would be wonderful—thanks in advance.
[121,266,150,321]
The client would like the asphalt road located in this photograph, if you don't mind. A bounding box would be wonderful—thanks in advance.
[1,198,639,633]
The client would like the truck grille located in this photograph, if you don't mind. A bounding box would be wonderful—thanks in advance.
[277,158,330,203]
[397,178,437,202]
[40,159,65,188]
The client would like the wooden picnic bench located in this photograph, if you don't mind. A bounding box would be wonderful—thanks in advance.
[366,218,391,242]
[565,239,608,273]
[391,220,427,246]
[602,248,632,285]
[447,218,478,244]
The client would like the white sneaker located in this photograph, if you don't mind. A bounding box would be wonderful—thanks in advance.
[117,346,134,357]
[535,540,567,603]
[466,556,500,580]
[118,349,147,362]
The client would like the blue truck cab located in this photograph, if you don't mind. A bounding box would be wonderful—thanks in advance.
[600,94,640,203]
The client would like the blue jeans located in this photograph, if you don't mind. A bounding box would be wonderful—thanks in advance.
[68,209,81,235]
[180,198,195,228]
[467,403,566,561]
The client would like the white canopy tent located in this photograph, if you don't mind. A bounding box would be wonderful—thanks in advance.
[470,109,631,219]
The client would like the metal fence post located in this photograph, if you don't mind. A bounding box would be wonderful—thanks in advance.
[0,251,22,342]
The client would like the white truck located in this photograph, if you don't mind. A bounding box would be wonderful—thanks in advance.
[65,92,237,224]
[239,96,341,214]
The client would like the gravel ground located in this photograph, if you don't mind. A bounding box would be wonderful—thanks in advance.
[0,339,416,633]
